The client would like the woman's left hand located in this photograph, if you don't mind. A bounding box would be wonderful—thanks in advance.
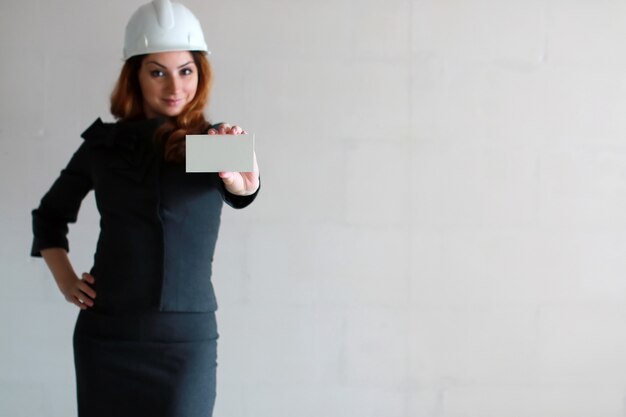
[208,124,260,196]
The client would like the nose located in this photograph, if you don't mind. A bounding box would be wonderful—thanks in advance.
[166,74,181,95]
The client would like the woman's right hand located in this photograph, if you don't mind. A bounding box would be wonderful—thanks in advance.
[58,273,97,310]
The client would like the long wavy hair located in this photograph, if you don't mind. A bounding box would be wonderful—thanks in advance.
[110,51,213,162]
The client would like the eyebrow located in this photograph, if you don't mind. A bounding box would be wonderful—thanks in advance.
[146,61,195,69]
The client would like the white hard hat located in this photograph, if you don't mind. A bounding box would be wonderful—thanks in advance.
[123,0,209,60]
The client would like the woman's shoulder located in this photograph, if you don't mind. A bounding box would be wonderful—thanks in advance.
[80,118,114,144]
[80,117,166,148]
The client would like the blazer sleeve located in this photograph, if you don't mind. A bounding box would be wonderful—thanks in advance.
[30,142,93,257]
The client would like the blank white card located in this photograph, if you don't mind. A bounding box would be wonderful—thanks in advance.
[185,134,255,173]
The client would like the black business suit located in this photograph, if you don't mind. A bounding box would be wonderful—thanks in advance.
[31,117,258,417]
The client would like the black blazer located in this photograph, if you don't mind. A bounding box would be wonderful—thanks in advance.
[31,118,258,313]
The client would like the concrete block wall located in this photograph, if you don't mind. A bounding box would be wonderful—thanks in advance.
[2,0,626,416]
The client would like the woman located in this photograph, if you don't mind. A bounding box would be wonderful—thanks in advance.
[30,1,259,416]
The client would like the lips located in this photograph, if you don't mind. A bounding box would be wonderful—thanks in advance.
[164,98,183,106]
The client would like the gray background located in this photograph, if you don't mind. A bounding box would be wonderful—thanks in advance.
[2,0,626,416]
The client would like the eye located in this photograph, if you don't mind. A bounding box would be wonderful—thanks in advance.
[150,70,165,78]
[180,67,194,76]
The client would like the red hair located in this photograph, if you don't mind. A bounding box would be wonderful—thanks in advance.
[110,51,213,162]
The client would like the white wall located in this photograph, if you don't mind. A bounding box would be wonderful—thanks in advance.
[2,0,626,416]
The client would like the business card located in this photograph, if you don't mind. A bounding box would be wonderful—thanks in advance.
[185,134,255,173]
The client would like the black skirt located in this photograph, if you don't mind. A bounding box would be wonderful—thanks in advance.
[73,309,218,417]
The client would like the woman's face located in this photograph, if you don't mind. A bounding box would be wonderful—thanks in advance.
[138,51,198,118]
